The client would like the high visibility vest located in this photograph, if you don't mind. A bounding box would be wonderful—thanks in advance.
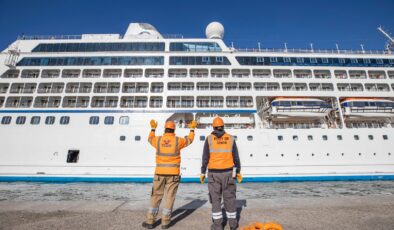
[207,133,234,170]
[155,135,181,175]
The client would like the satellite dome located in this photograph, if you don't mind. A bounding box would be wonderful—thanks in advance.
[205,22,224,39]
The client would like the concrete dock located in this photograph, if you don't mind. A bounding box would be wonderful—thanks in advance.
[1,182,394,229]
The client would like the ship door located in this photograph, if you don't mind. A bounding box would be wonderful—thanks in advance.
[67,150,79,163]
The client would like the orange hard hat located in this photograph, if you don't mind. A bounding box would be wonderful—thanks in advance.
[165,120,176,130]
[213,117,224,127]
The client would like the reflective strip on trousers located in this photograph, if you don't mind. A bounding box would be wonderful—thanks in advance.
[208,135,233,153]
[148,207,159,214]
[226,211,237,219]
[157,137,179,156]
[156,164,180,168]
[162,208,172,216]
[212,211,223,220]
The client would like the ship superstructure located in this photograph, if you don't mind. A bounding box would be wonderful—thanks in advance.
[0,22,393,182]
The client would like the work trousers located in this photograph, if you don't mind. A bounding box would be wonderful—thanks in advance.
[148,174,180,218]
[208,170,237,230]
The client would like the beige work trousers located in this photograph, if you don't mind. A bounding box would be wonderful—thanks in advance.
[148,174,180,217]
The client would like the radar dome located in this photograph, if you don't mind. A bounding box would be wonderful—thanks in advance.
[205,22,224,39]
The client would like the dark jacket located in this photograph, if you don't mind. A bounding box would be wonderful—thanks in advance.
[201,129,241,174]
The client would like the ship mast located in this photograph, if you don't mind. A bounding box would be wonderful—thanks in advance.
[377,26,394,52]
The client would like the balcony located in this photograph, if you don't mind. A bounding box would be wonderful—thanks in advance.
[294,70,312,79]
[253,69,271,78]
[254,82,280,91]
[103,69,122,78]
[41,69,60,78]
[349,70,367,79]
[232,69,250,78]
[0,83,9,94]
[211,69,229,78]
[335,70,347,79]
[62,69,80,78]
[21,70,40,78]
[314,70,331,79]
[368,71,386,79]
[145,69,164,78]
[190,69,208,78]
[169,69,187,78]
[124,69,143,78]
[273,69,292,78]
[83,69,101,78]
[1,70,19,78]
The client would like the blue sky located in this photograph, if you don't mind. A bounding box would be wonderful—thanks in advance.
[0,0,393,51]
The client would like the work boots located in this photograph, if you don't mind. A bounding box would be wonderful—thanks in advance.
[142,213,156,229]
[161,215,171,229]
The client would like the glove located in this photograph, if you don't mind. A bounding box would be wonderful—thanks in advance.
[236,173,243,183]
[150,119,157,129]
[200,174,205,184]
[188,120,197,129]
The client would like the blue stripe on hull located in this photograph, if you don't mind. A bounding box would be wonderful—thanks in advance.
[1,174,394,183]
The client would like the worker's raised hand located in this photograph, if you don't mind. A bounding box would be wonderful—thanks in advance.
[150,119,158,129]
[189,120,198,129]
[200,174,206,184]
[236,173,243,183]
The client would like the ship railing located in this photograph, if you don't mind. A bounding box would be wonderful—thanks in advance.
[234,48,392,55]
[17,35,83,40]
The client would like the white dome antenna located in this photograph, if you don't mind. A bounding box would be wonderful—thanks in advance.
[205,22,224,39]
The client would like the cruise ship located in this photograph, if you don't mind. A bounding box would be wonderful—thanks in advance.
[0,22,393,182]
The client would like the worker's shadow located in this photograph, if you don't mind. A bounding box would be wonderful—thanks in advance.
[222,199,247,227]
[153,199,207,228]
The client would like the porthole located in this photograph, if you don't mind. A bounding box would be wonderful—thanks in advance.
[358,153,362,156]
[312,153,315,156]
[30,116,41,125]
[265,154,269,157]
[389,153,391,156]
[89,116,99,125]
[249,154,253,157]
[104,116,114,125]
[307,135,313,141]
[368,135,373,140]
[247,135,253,141]
[296,153,299,157]
[120,136,126,141]
[354,135,359,140]
[322,135,328,141]
[16,116,26,125]
[293,135,298,141]
[200,135,205,141]
[341,153,344,156]
[278,135,283,141]
[281,154,284,157]
[373,153,376,156]
[337,135,343,140]
[60,116,70,125]
[135,135,141,141]
[383,135,388,140]
[45,116,55,125]
[1,116,12,125]
[326,153,330,156]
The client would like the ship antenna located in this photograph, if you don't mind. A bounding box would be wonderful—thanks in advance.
[377,26,394,52]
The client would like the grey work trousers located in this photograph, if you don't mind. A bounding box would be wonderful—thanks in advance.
[208,170,237,230]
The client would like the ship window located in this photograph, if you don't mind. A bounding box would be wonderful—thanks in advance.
[278,135,283,141]
[60,116,70,125]
[216,56,223,63]
[322,135,328,141]
[310,58,317,63]
[322,58,329,63]
[359,153,362,156]
[337,135,343,140]
[296,57,304,63]
[30,116,40,125]
[307,135,313,141]
[120,136,126,141]
[200,135,205,141]
[45,116,55,125]
[311,153,315,156]
[89,116,99,125]
[270,57,278,63]
[256,57,264,63]
[363,59,371,64]
[383,135,388,140]
[368,135,373,140]
[1,116,12,124]
[104,116,114,125]
[376,59,383,64]
[354,135,359,140]
[293,135,298,141]
[66,150,79,163]
[247,135,253,141]
[16,116,26,125]
[202,56,210,63]
[119,116,129,125]
[339,58,345,64]
[351,59,358,64]
[135,135,141,141]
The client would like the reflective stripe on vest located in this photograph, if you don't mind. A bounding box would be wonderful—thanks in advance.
[157,137,179,156]
[156,163,180,168]
[208,135,233,154]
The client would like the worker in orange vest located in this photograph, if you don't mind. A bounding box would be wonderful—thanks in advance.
[142,119,197,229]
[200,117,242,230]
